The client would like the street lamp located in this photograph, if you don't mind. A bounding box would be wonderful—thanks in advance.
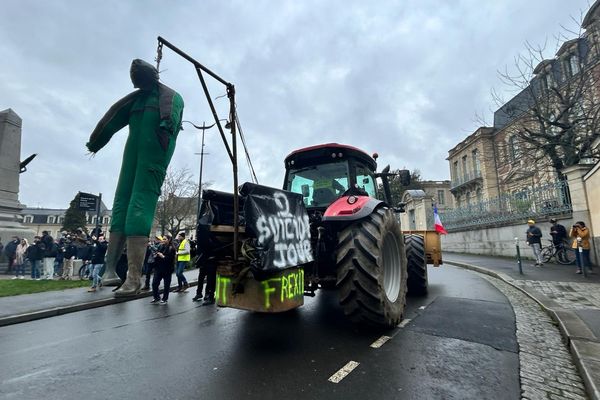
[183,120,227,218]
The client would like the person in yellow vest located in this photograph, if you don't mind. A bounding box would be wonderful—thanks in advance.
[570,221,592,274]
[174,232,190,292]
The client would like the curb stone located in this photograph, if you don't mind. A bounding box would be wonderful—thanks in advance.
[446,260,600,400]
[0,280,199,328]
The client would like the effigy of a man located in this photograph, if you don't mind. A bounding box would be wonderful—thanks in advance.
[87,59,184,297]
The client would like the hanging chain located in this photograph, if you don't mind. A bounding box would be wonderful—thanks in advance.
[155,41,163,72]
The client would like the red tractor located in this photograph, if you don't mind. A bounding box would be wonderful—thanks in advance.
[198,143,428,328]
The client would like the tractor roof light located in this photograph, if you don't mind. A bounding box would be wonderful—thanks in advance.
[347,196,358,205]
[331,153,336,158]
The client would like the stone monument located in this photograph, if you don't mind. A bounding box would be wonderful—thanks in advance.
[0,108,35,243]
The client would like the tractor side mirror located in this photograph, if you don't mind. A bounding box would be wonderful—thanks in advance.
[301,184,310,198]
[398,169,411,186]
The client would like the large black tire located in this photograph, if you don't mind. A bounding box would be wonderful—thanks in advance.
[336,208,407,327]
[405,234,428,296]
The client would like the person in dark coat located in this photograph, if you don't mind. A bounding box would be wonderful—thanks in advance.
[151,235,176,305]
[4,236,19,273]
[88,235,108,292]
[61,238,78,280]
[549,218,568,248]
[41,231,55,279]
[26,236,44,280]
[526,219,543,266]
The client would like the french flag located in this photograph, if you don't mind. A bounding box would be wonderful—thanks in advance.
[433,205,448,235]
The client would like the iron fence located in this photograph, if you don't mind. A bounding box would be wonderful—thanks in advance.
[440,180,572,231]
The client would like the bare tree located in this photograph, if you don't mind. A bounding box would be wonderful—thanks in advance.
[154,167,207,236]
[493,22,600,177]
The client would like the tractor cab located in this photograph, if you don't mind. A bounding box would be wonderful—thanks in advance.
[283,143,379,209]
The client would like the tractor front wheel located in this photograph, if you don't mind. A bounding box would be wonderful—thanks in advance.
[336,208,407,327]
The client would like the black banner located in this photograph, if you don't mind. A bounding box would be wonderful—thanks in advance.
[240,183,313,272]
[78,192,98,211]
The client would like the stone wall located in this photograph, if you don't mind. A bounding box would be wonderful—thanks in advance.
[441,216,591,262]
[584,163,600,265]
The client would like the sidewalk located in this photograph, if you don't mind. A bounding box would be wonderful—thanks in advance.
[445,252,600,400]
[0,269,200,327]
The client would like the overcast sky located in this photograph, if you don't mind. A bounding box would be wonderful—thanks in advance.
[1,0,592,209]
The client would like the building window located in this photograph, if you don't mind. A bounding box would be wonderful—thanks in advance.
[462,156,468,179]
[509,136,519,161]
[472,149,480,174]
[569,54,580,75]
[103,216,110,224]
[437,190,445,205]
[476,188,483,203]
[24,216,33,224]
[453,161,459,180]
[58,216,64,224]
[47,216,55,224]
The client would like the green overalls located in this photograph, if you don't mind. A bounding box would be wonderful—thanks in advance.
[87,60,184,236]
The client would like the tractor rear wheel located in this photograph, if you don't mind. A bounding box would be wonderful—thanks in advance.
[336,208,407,327]
[404,234,428,296]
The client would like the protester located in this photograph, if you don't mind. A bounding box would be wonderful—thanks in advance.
[40,231,56,279]
[13,238,28,279]
[549,218,568,248]
[27,236,44,280]
[142,237,159,291]
[54,239,65,277]
[88,235,108,292]
[4,236,19,274]
[151,235,176,305]
[174,232,190,293]
[570,221,592,274]
[61,237,78,280]
[526,219,543,267]
[192,256,217,306]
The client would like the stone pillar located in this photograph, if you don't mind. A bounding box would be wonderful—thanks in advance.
[562,164,596,264]
[562,164,593,225]
[0,109,34,247]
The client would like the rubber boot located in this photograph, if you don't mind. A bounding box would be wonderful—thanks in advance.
[114,236,147,298]
[102,232,127,286]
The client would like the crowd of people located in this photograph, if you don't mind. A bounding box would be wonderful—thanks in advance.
[526,218,594,274]
[1,229,216,305]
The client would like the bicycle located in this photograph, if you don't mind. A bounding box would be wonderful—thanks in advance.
[540,240,576,265]
[78,262,92,280]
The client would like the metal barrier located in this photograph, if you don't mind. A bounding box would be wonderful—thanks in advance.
[440,181,572,231]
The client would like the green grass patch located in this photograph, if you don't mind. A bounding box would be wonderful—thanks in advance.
[0,279,90,297]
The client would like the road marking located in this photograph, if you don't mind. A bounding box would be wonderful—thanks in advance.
[398,318,411,328]
[418,305,426,310]
[328,361,360,383]
[370,335,391,348]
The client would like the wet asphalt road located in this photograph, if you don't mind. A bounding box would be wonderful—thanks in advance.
[0,266,520,400]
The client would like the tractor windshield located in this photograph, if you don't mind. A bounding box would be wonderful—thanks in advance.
[286,161,350,207]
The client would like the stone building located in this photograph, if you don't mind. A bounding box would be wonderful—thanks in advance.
[22,206,112,239]
[447,127,498,208]
[447,1,600,209]
[420,180,452,211]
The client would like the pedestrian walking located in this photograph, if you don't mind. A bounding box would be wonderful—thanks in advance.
[88,235,108,292]
[13,238,28,279]
[549,218,568,248]
[27,236,44,280]
[151,235,176,305]
[174,232,190,293]
[61,237,77,280]
[570,221,592,274]
[4,236,19,274]
[526,219,544,266]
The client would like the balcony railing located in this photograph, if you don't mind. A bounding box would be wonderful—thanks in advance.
[440,180,572,231]
[450,170,482,190]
